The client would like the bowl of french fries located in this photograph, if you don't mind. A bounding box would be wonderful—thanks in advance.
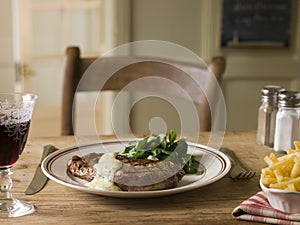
[260,141,300,213]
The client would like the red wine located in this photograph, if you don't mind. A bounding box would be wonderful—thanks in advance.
[0,121,31,167]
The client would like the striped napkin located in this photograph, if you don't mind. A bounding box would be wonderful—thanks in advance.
[232,191,300,225]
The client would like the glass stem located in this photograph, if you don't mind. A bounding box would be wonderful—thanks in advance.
[0,167,34,217]
[0,167,14,210]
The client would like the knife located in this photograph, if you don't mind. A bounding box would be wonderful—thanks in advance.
[25,145,58,195]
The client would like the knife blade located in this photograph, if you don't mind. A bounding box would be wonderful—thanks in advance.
[25,145,58,195]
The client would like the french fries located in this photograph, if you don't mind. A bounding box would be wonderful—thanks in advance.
[261,141,300,191]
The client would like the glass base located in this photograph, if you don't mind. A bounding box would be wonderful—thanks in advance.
[0,198,35,218]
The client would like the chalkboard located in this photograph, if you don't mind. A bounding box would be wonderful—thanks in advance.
[221,0,292,48]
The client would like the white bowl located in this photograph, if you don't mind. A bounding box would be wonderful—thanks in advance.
[260,179,300,213]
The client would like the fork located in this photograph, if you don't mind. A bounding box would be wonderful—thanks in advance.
[220,147,256,180]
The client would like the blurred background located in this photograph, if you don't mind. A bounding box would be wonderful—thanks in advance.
[0,0,299,136]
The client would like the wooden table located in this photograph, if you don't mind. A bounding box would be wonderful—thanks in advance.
[2,131,273,224]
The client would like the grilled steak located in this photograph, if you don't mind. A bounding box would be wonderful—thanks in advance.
[67,153,185,191]
[114,155,185,191]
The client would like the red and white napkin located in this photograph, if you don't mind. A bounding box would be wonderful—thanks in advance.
[232,191,300,225]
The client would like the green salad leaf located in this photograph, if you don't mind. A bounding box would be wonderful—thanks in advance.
[118,130,198,174]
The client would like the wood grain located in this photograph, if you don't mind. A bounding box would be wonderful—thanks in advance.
[2,131,272,224]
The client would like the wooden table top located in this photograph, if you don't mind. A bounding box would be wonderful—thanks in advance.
[2,131,273,224]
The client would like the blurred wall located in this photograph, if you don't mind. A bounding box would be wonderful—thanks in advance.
[130,0,300,131]
[1,0,299,135]
[0,0,15,92]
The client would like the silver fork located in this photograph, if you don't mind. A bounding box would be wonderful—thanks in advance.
[220,147,256,180]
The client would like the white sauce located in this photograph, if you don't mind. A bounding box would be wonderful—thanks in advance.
[85,153,122,191]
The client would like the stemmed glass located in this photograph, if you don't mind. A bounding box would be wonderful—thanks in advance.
[0,93,37,217]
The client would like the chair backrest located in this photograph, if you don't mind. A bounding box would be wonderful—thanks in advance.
[61,46,226,135]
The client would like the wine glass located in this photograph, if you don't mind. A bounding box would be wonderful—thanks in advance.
[0,93,37,217]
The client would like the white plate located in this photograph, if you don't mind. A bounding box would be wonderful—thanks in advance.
[42,139,231,198]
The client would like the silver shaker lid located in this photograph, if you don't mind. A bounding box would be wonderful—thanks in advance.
[261,85,285,103]
[278,90,300,107]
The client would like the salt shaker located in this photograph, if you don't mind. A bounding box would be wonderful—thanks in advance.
[257,85,284,147]
[274,91,300,153]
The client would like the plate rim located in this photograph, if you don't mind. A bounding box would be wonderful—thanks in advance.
[41,139,231,198]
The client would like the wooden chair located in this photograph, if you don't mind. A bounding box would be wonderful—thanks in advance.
[61,46,226,135]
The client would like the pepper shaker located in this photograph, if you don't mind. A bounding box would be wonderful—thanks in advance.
[274,91,300,153]
[257,85,284,147]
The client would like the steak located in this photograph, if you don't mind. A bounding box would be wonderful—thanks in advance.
[114,155,185,191]
[67,153,185,191]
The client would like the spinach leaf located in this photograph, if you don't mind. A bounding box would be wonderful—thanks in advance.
[118,130,198,174]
